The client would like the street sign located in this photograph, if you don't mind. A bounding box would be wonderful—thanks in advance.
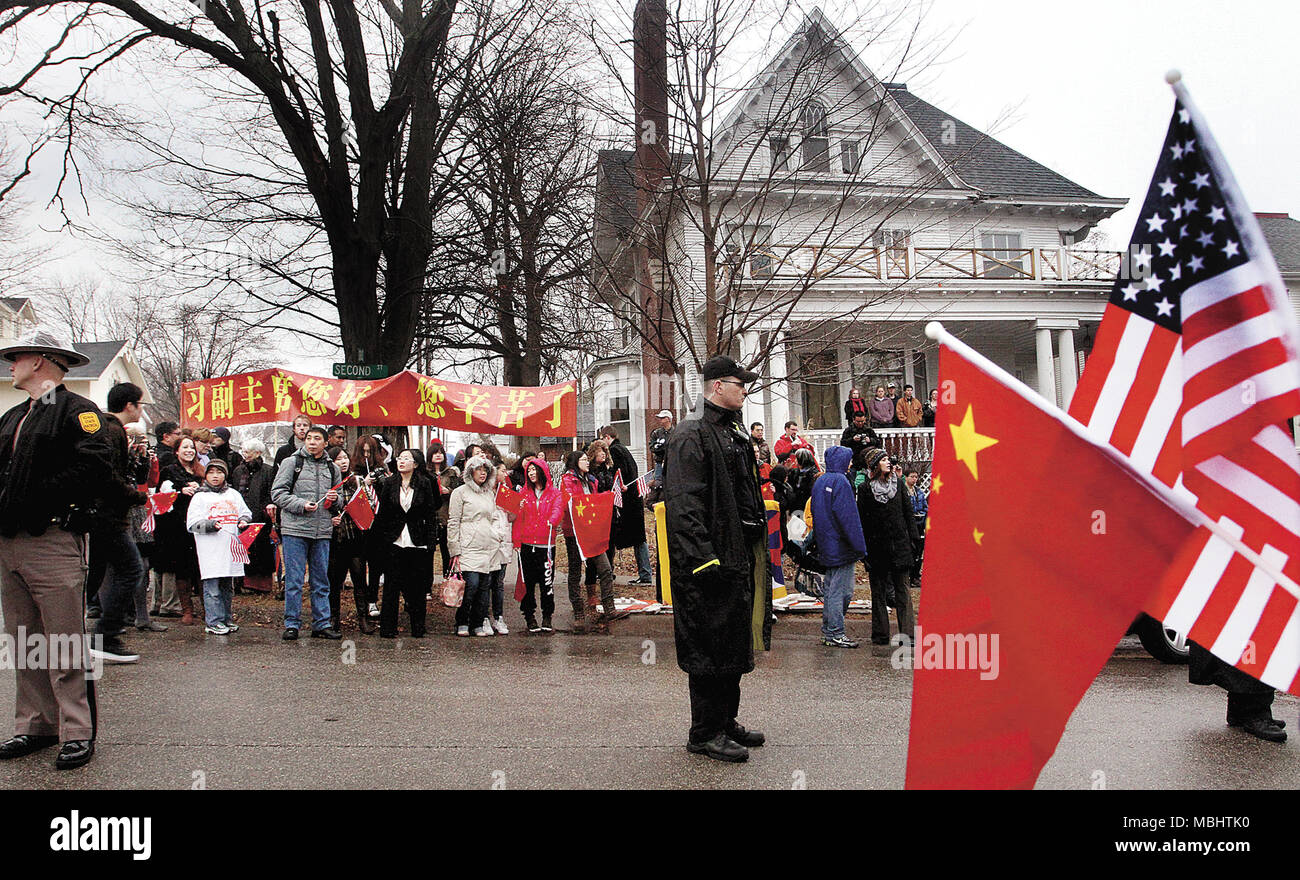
[332,363,389,380]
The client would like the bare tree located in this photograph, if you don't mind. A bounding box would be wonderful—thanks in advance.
[0,0,538,375]
[587,0,970,401]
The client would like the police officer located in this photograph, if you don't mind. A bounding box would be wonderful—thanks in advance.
[0,330,115,770]
[664,356,772,763]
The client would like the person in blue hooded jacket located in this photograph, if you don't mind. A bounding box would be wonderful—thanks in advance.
[810,445,868,648]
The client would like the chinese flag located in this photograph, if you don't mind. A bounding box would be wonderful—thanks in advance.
[344,487,376,531]
[906,332,1196,789]
[238,523,265,551]
[150,492,178,516]
[495,481,525,516]
[569,492,615,559]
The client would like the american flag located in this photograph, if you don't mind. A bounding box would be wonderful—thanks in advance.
[612,470,625,508]
[1069,86,1300,695]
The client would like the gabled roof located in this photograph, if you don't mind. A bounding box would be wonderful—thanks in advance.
[1257,214,1300,274]
[885,85,1105,201]
[0,297,31,314]
[718,8,1118,205]
[65,341,127,380]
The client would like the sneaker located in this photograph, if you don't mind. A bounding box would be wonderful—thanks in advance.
[540,614,553,632]
[456,625,471,637]
[204,623,231,635]
[525,614,541,633]
[629,578,652,586]
[480,618,495,636]
[90,637,139,664]
[822,635,859,648]
[491,616,509,635]
[225,623,239,633]
[473,625,493,637]
[368,603,380,619]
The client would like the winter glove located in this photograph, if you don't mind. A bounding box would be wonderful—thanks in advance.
[199,520,222,534]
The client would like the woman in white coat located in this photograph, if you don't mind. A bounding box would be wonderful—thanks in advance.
[447,455,513,637]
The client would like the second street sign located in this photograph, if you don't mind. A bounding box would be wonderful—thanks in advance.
[332,363,390,380]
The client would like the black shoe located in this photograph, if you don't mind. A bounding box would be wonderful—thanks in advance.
[686,733,749,763]
[155,611,182,619]
[311,627,342,640]
[136,621,169,632]
[89,637,139,664]
[86,606,101,620]
[540,614,553,632]
[54,740,94,770]
[525,615,541,633]
[1229,715,1286,729]
[0,734,59,759]
[378,631,396,639]
[282,628,299,641]
[1240,717,1287,743]
[410,628,426,639]
[725,723,766,748]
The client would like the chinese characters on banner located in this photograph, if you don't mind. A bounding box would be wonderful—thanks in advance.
[180,369,578,436]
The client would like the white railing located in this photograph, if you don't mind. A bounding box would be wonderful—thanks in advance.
[805,427,935,467]
[727,245,1122,283]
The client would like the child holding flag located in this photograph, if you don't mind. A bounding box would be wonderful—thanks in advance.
[185,460,254,635]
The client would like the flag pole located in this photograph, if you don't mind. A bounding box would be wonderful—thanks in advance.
[925,320,1300,602]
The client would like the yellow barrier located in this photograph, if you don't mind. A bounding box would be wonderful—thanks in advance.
[654,501,671,605]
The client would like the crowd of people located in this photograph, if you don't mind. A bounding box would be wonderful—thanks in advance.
[95,408,665,656]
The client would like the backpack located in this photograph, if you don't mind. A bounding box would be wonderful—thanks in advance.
[289,455,340,497]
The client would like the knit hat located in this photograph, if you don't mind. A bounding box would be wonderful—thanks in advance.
[864,448,888,473]
[205,459,229,475]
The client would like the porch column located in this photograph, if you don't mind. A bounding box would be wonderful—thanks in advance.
[1035,326,1056,403]
[767,331,791,434]
[1057,327,1077,408]
[739,331,763,428]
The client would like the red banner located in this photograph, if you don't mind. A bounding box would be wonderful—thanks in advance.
[180,368,577,436]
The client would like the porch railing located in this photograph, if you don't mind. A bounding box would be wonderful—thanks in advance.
[728,245,1122,283]
[804,427,935,468]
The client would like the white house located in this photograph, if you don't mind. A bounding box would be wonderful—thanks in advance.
[0,298,154,417]
[591,9,1130,467]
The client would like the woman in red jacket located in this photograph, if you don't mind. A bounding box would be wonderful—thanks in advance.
[514,456,563,633]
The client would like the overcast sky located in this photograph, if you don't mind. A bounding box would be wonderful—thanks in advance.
[11,0,1298,375]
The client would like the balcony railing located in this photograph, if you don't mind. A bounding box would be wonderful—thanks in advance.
[805,427,935,467]
[727,245,1123,283]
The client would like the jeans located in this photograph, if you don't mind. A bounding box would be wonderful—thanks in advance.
[133,548,154,626]
[282,535,332,631]
[490,565,505,620]
[820,562,856,639]
[455,569,492,629]
[870,565,915,646]
[634,541,652,582]
[90,523,144,638]
[201,577,234,627]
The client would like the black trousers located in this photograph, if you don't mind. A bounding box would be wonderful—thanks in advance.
[519,544,555,618]
[380,546,429,637]
[1227,690,1275,722]
[688,673,742,744]
[328,536,366,623]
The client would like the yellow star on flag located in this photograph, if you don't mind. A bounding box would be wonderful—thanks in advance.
[973,527,984,545]
[574,500,587,518]
[949,405,998,480]
[930,473,943,494]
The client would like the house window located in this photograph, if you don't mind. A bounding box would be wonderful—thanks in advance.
[608,395,631,446]
[800,102,829,173]
[980,232,1027,278]
[851,348,906,407]
[799,351,840,430]
[840,139,861,174]
[873,229,911,277]
[769,137,792,172]
[725,224,773,279]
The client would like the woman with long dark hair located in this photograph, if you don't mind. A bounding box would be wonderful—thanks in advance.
[560,449,616,633]
[426,440,460,581]
[155,436,205,625]
[372,448,439,638]
[326,447,374,633]
[514,456,563,633]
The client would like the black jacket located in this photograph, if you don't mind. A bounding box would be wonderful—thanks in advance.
[664,400,770,675]
[857,476,919,571]
[153,462,202,578]
[839,423,878,462]
[371,473,439,548]
[606,437,645,549]
[232,457,275,523]
[101,412,149,525]
[0,385,115,537]
[273,439,301,469]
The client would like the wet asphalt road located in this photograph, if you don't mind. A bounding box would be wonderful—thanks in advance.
[0,596,1296,790]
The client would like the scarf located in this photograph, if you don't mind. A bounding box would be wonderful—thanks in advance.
[870,475,898,504]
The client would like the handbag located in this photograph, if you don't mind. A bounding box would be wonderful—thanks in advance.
[440,561,466,607]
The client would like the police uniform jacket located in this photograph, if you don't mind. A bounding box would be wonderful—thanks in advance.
[0,385,115,537]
